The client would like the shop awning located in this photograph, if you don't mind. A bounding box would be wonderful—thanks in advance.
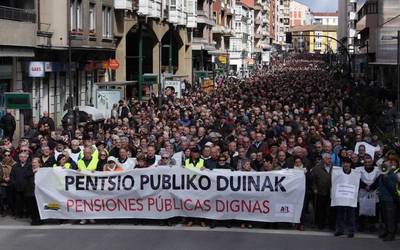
[95,81,137,86]
[0,47,34,57]
[368,62,397,66]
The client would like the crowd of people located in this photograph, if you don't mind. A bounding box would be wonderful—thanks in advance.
[0,55,399,241]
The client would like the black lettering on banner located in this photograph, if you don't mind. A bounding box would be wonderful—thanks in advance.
[151,175,161,190]
[99,176,107,190]
[198,175,211,190]
[186,175,198,190]
[108,176,117,191]
[274,176,286,192]
[162,175,171,189]
[86,176,97,190]
[122,175,134,190]
[76,176,85,190]
[140,175,149,190]
[248,176,260,191]
[217,175,229,191]
[65,176,74,191]
[261,176,273,192]
[230,176,241,192]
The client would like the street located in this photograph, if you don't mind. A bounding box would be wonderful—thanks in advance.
[0,217,398,250]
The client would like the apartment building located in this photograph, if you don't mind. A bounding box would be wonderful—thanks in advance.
[115,0,195,98]
[253,0,271,65]
[289,0,311,27]
[0,0,36,136]
[229,0,254,74]
[211,0,235,72]
[290,24,338,53]
[276,0,291,51]
[192,0,215,72]
[312,12,339,26]
[354,0,400,87]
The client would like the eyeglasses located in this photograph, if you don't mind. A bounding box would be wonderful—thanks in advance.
[219,159,226,162]
[162,157,170,160]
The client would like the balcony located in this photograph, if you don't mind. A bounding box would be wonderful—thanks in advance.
[0,5,35,22]
[255,18,262,25]
[114,0,133,10]
[212,25,224,34]
[254,33,262,39]
[349,11,357,21]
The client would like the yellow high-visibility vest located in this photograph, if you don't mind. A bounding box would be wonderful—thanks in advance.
[184,158,205,170]
[77,157,98,171]
[53,163,72,169]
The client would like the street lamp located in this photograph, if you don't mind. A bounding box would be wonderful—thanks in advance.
[158,42,171,109]
[382,31,400,138]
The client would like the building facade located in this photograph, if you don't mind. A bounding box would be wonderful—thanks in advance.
[312,12,339,26]
[289,0,311,27]
[275,0,291,50]
[115,0,195,98]
[210,0,235,73]
[290,25,338,54]
[353,0,400,87]
[229,0,254,74]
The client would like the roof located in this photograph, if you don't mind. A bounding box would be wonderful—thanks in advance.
[289,25,338,32]
[311,12,338,17]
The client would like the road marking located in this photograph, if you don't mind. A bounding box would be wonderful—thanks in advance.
[0,224,378,239]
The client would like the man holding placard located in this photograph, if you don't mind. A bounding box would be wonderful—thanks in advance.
[331,158,361,238]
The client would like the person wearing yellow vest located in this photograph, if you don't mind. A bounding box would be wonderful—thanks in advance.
[77,147,98,225]
[53,154,74,169]
[184,147,205,171]
[77,147,99,171]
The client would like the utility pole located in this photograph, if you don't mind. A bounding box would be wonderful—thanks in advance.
[138,23,143,101]
[169,27,173,74]
[158,40,162,109]
[396,30,400,139]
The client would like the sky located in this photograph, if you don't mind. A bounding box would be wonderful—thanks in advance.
[297,0,338,12]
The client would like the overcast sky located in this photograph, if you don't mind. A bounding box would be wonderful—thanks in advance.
[297,0,338,12]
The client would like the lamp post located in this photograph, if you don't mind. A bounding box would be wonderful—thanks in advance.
[158,42,172,109]
[382,31,400,138]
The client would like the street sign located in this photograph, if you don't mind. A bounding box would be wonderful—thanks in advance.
[164,80,182,98]
[194,71,208,79]
[143,74,159,85]
[28,61,45,77]
[4,92,32,109]
[109,59,120,70]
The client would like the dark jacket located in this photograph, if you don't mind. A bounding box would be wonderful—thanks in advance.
[10,162,32,192]
[42,156,56,168]
[205,158,218,170]
[0,113,16,134]
[378,170,399,203]
[38,116,55,131]
[311,162,332,196]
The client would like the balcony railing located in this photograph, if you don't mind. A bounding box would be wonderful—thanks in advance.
[0,5,36,23]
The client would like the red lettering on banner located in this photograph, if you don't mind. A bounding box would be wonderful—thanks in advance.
[66,199,74,212]
[148,197,155,211]
[183,199,193,211]
[262,200,270,214]
[76,199,83,212]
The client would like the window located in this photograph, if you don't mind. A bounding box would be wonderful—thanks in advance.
[89,3,96,34]
[102,6,112,39]
[70,0,83,33]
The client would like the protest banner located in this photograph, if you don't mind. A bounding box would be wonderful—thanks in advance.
[331,167,361,208]
[35,167,305,223]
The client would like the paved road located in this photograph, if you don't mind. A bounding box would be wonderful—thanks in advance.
[0,222,398,250]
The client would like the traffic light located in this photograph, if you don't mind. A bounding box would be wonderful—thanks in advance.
[285,32,293,44]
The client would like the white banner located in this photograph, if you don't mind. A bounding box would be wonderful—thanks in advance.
[35,167,305,222]
[331,167,361,208]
